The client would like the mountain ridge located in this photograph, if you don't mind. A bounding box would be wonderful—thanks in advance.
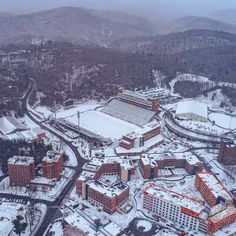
[0,6,154,46]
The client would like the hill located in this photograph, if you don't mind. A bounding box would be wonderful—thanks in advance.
[110,30,236,54]
[0,7,154,46]
[155,16,236,35]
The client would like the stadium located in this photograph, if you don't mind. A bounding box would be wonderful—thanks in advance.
[56,90,162,151]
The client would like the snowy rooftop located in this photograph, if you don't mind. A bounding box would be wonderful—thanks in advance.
[208,206,236,223]
[82,156,135,172]
[176,100,208,119]
[148,152,201,165]
[77,171,96,181]
[124,121,160,139]
[42,151,62,163]
[145,184,205,214]
[88,180,129,198]
[8,156,34,165]
[141,156,158,167]
[0,116,27,135]
[64,212,96,236]
[197,173,232,201]
[30,177,56,186]
[116,134,164,155]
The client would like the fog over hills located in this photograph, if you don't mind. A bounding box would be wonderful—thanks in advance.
[209,9,236,25]
[0,7,154,46]
[2,0,236,21]
[154,16,236,35]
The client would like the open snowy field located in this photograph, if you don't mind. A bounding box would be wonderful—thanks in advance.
[66,110,139,140]
[209,113,236,130]
[56,100,100,119]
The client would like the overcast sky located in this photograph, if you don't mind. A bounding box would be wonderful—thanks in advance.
[1,0,236,19]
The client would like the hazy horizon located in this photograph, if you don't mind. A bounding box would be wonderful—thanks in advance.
[1,0,236,20]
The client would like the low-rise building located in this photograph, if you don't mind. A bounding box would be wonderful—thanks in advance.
[119,121,161,150]
[8,156,35,186]
[207,205,236,233]
[116,121,163,156]
[140,152,203,179]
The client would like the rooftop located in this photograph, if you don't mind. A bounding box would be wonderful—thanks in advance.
[0,116,27,135]
[116,134,164,155]
[77,171,96,181]
[145,184,205,214]
[124,121,160,139]
[141,156,158,167]
[197,173,232,202]
[82,156,135,173]
[8,156,34,165]
[147,151,201,165]
[88,180,129,198]
[42,151,62,163]
[208,206,236,223]
[176,100,208,119]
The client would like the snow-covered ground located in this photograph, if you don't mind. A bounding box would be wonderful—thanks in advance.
[56,100,100,119]
[209,112,236,130]
[65,109,139,140]
[136,219,152,232]
[0,168,75,201]
[0,201,47,236]
[178,119,226,136]
[49,221,63,236]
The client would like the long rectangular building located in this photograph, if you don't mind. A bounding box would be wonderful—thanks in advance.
[195,172,233,207]
[143,183,236,233]
[143,184,206,232]
[140,152,203,179]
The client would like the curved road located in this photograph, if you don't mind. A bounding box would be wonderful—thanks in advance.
[22,80,88,236]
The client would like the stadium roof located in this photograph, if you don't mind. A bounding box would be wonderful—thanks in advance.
[0,116,27,135]
[176,100,208,119]
[101,99,155,127]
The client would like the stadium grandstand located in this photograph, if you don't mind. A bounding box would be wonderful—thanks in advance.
[101,99,156,127]
[117,90,159,112]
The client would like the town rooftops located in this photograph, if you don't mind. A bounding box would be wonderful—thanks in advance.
[144,184,205,214]
[8,156,34,165]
